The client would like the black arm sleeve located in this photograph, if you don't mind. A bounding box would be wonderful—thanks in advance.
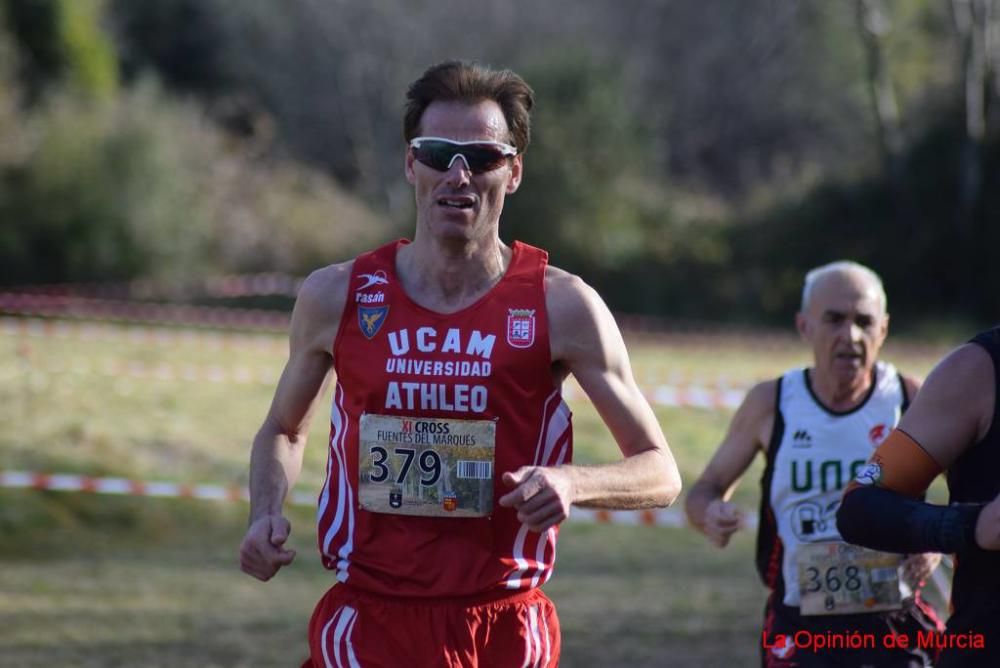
[837,486,983,554]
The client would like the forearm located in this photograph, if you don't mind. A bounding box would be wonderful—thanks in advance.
[248,420,307,522]
[837,486,983,554]
[568,448,681,510]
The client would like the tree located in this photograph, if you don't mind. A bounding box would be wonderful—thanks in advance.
[2,0,117,102]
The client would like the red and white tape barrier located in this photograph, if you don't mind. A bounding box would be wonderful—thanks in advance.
[562,380,745,411]
[1,316,285,351]
[0,470,733,528]
[7,273,303,301]
[59,360,277,386]
[0,293,290,332]
[0,470,312,507]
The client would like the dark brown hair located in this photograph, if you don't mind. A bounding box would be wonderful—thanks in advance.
[403,60,534,153]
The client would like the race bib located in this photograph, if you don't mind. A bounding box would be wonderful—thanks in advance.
[358,414,496,518]
[797,542,903,616]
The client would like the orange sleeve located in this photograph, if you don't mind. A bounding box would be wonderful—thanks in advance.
[845,429,942,498]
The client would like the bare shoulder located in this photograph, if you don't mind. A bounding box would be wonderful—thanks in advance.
[544,265,616,364]
[899,342,994,459]
[290,260,355,352]
[732,379,779,447]
[740,379,779,420]
[544,264,601,324]
[921,342,993,400]
[696,379,778,484]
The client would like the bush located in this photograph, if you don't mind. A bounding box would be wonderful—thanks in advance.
[0,78,394,286]
[0,82,213,283]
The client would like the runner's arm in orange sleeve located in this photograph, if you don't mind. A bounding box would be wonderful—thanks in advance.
[837,343,996,554]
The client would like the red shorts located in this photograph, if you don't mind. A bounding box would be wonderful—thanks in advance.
[302,583,560,668]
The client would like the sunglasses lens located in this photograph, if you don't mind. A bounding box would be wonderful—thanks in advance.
[462,145,508,172]
[413,141,509,173]
[413,142,456,171]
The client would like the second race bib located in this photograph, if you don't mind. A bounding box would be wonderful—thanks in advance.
[797,542,903,616]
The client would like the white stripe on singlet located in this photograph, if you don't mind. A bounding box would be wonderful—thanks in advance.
[506,393,571,589]
[537,399,571,469]
[530,527,556,589]
[316,386,339,532]
[533,431,570,589]
[320,383,355,581]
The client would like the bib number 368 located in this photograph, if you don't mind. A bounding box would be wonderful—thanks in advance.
[797,542,903,616]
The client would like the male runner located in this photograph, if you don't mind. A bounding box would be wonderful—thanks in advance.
[839,326,1000,667]
[685,261,941,667]
[238,60,681,667]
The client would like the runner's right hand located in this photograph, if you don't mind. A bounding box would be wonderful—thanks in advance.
[703,499,744,548]
[240,514,297,581]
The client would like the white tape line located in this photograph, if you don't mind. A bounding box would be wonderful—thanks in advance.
[1,470,36,488]
[93,477,138,495]
[570,507,684,528]
[564,381,745,411]
[570,507,758,529]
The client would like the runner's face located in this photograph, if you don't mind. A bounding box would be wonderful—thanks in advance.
[405,100,522,243]
[797,272,888,387]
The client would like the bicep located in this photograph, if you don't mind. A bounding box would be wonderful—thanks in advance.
[264,269,341,438]
[552,279,665,456]
[268,347,333,437]
[696,386,771,493]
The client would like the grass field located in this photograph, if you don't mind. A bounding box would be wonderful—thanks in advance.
[0,317,957,667]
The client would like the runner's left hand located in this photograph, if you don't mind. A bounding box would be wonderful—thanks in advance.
[499,466,575,532]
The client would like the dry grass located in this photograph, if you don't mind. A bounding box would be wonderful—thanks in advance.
[0,319,953,666]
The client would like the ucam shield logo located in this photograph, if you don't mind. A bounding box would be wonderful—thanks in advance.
[358,305,389,339]
[506,308,535,348]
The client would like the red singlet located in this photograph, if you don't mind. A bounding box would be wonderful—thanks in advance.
[316,239,573,598]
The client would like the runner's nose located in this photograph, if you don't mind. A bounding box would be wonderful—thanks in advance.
[444,155,472,187]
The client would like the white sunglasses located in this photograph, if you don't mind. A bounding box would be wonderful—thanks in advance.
[409,136,518,173]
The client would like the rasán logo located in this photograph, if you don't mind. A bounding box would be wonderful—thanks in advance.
[357,270,389,290]
[359,306,389,339]
[506,308,535,348]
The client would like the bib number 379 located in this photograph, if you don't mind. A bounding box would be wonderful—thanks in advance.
[368,446,442,486]
[358,413,497,518]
